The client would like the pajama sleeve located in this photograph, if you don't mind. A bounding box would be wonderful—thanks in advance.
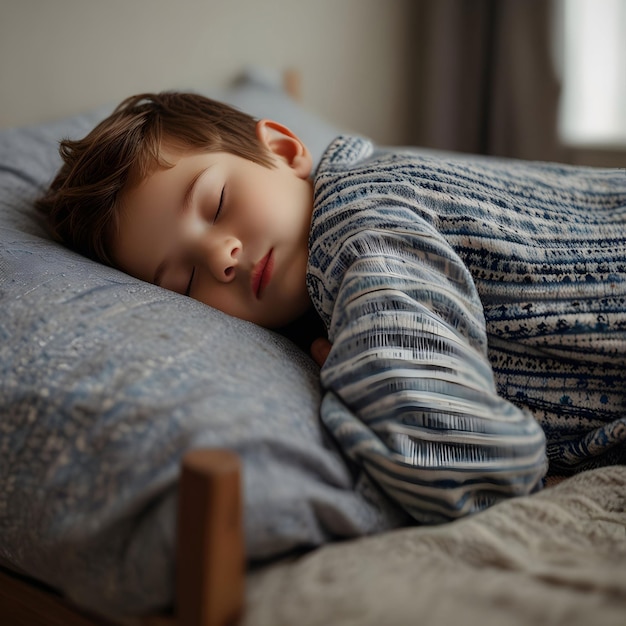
[307,139,547,524]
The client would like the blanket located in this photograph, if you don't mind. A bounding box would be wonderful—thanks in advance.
[244,465,626,626]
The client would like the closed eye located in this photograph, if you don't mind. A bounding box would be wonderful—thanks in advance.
[185,266,196,297]
[214,186,225,222]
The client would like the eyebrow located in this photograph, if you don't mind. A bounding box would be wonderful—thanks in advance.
[152,167,210,286]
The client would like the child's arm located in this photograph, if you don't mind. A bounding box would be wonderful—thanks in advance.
[312,228,547,523]
[307,138,548,524]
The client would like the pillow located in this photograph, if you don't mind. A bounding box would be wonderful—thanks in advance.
[0,73,405,618]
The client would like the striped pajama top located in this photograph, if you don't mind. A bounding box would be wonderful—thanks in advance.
[306,136,626,524]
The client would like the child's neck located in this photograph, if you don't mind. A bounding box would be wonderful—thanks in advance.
[277,306,326,355]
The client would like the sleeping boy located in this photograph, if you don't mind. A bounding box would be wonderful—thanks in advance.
[37,92,626,523]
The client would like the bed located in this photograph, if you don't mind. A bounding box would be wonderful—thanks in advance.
[1,70,625,626]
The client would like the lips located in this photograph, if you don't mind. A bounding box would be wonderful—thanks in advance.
[251,250,274,299]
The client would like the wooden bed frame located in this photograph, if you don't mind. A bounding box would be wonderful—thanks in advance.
[0,449,244,626]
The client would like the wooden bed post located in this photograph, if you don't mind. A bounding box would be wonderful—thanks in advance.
[176,449,244,626]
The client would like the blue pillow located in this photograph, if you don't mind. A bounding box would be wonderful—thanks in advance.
[0,77,404,618]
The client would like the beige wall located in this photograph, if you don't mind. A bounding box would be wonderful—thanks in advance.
[0,0,413,144]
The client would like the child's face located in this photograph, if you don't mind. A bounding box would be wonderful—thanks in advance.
[113,121,315,328]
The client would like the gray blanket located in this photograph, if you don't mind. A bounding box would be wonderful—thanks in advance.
[244,465,626,626]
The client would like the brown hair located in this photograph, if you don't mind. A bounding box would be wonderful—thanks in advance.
[36,92,274,266]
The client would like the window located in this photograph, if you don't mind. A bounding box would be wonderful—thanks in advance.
[557,0,626,148]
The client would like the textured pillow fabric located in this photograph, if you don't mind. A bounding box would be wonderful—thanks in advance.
[0,79,405,617]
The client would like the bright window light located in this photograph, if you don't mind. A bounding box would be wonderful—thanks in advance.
[558,0,626,147]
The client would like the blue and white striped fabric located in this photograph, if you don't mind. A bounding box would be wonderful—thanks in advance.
[307,136,626,524]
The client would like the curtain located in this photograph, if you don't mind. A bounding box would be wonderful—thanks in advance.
[410,0,564,162]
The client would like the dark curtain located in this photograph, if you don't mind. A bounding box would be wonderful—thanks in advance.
[410,0,565,162]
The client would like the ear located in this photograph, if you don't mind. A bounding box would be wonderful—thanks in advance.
[255,120,313,179]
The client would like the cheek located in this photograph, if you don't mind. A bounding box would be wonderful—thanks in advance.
[193,282,250,320]
[236,177,289,222]
[193,282,225,307]
[239,193,275,224]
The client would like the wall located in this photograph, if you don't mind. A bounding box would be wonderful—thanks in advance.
[0,0,413,144]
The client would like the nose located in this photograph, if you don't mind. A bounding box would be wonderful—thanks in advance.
[197,235,241,283]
